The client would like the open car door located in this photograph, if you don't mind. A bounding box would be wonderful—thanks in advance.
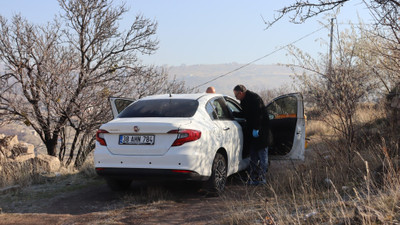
[109,97,135,119]
[266,93,305,160]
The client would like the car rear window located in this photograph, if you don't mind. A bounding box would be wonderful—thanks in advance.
[118,99,199,118]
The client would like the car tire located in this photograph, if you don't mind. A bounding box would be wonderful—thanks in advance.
[106,178,131,191]
[205,153,227,194]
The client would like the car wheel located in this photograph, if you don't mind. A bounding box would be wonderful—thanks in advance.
[106,178,131,191]
[205,153,227,194]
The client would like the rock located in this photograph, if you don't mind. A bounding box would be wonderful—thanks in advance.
[13,153,35,163]
[0,134,5,139]
[3,135,18,149]
[11,143,35,156]
[0,150,4,161]
[0,135,19,158]
[35,154,60,173]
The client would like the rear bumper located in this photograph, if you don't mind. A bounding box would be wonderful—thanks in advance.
[95,168,209,181]
[94,142,215,179]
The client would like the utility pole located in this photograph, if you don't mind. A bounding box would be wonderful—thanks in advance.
[328,18,334,76]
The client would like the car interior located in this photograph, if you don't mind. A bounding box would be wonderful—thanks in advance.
[225,95,299,158]
[266,96,298,156]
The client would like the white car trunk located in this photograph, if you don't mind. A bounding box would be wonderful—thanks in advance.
[100,118,192,156]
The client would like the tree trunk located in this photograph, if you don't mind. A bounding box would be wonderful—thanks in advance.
[45,137,58,156]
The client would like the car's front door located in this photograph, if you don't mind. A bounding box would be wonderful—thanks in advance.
[266,93,305,160]
[109,97,135,119]
[208,97,243,174]
[224,96,250,160]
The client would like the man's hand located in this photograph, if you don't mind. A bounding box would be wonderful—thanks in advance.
[252,129,259,138]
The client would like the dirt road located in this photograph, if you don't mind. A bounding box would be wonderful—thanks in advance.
[0,176,249,225]
[0,157,309,224]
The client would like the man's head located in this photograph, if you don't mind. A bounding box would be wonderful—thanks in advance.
[206,86,216,93]
[233,84,246,100]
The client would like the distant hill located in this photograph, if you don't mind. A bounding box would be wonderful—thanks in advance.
[166,63,295,95]
[0,63,295,96]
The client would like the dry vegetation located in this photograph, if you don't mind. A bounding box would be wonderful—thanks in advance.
[216,105,400,224]
[1,103,399,224]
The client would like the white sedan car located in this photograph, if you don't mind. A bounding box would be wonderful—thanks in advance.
[95,93,305,192]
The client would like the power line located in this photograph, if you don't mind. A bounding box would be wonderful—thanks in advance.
[193,24,329,89]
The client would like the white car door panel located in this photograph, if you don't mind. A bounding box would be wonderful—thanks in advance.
[266,93,305,160]
[209,97,243,176]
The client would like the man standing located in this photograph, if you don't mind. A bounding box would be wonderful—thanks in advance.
[233,84,269,185]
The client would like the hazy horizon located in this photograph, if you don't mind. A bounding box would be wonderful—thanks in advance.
[168,63,295,95]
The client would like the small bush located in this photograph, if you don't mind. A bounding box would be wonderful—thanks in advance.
[0,160,45,188]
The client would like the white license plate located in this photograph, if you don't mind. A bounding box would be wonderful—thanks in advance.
[119,135,155,145]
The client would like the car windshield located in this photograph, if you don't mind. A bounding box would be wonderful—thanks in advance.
[118,99,199,118]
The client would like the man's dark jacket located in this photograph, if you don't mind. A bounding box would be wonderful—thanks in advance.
[239,90,270,150]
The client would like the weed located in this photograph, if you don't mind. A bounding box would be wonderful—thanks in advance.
[217,105,400,224]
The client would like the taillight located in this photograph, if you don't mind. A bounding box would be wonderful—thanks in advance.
[168,129,201,146]
[172,170,192,173]
[96,129,109,146]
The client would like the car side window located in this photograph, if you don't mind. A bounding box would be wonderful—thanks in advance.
[226,100,241,114]
[212,98,231,120]
[115,99,134,114]
[206,102,218,120]
[224,97,244,118]
[266,96,297,118]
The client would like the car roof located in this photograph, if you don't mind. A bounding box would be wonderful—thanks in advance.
[139,93,224,101]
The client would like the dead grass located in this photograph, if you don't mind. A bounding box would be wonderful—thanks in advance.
[1,104,399,224]
[218,152,400,224]
[306,119,333,138]
[121,185,174,205]
[0,161,45,188]
[217,105,400,224]
[0,152,97,190]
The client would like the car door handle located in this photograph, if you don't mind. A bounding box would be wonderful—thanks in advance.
[223,127,230,131]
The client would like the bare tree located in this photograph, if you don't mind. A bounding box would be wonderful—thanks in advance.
[288,26,377,161]
[269,0,400,160]
[0,15,74,157]
[267,0,400,90]
[0,0,188,168]
[64,66,192,168]
[265,0,400,28]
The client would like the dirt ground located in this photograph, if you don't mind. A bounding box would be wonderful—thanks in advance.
[0,159,302,225]
[1,183,214,224]
[0,174,254,224]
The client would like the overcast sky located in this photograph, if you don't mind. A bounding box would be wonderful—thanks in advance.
[0,0,373,66]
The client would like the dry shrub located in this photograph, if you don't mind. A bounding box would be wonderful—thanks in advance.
[0,161,45,188]
[218,143,400,224]
[77,153,97,178]
[217,105,400,224]
[0,152,97,189]
[305,119,332,138]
